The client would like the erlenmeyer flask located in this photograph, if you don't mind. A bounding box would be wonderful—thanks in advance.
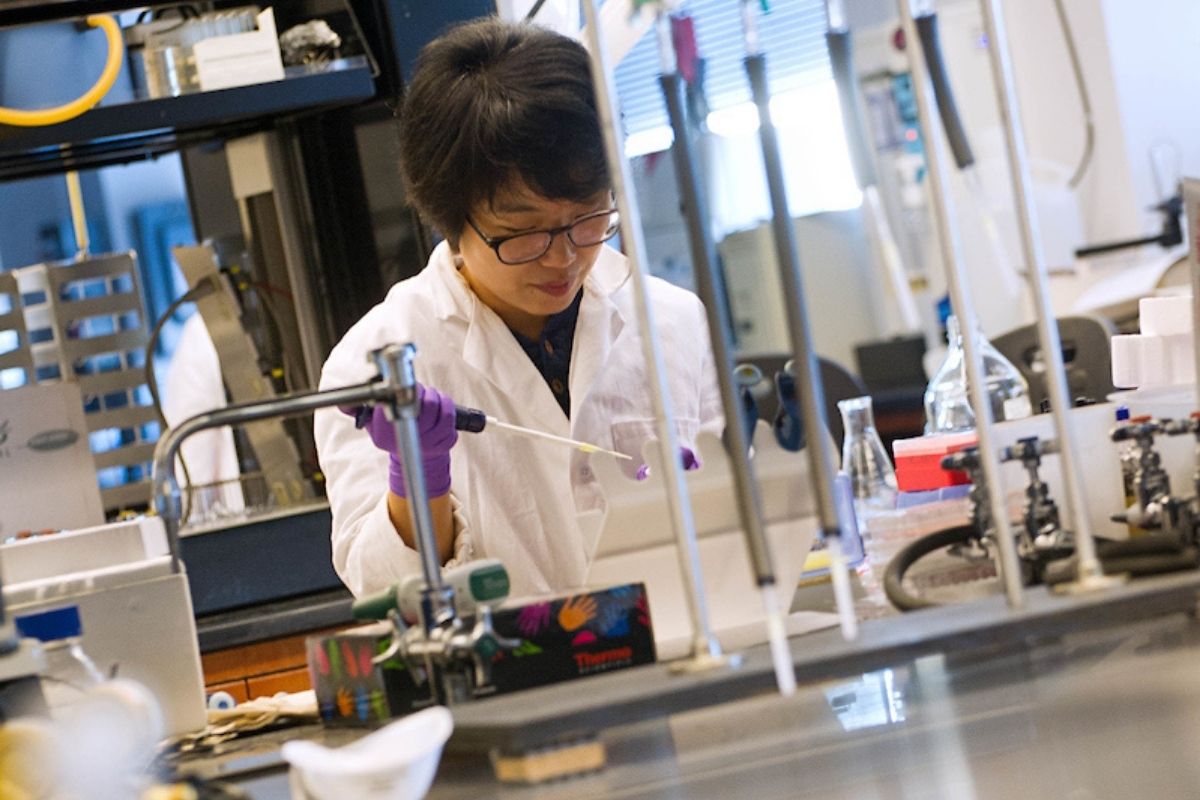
[923,315,1031,433]
[838,395,898,515]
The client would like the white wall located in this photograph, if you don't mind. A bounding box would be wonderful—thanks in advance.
[851,0,1200,335]
[1099,0,1200,218]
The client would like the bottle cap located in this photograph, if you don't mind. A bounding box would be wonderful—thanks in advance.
[15,605,83,642]
[1115,405,1130,422]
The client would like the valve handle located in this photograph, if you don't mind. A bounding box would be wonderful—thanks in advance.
[353,585,399,621]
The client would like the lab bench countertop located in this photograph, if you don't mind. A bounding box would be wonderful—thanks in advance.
[177,609,1200,800]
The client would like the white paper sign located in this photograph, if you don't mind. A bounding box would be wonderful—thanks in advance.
[0,383,105,536]
[195,8,286,93]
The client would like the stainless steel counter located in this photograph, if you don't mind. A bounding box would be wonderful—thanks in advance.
[183,598,1200,799]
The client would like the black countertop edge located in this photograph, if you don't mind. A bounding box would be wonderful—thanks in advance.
[196,588,355,653]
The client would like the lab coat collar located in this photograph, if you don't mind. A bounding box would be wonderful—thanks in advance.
[427,241,628,428]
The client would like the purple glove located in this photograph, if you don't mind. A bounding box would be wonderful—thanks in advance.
[635,447,700,481]
[343,383,458,498]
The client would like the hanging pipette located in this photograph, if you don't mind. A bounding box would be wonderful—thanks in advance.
[656,9,792,696]
[741,0,858,642]
[824,0,927,342]
[453,407,632,461]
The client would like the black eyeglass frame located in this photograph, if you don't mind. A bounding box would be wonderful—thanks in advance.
[465,208,621,265]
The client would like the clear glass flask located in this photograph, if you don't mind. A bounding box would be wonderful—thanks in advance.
[838,396,898,612]
[839,396,898,514]
[923,315,1032,433]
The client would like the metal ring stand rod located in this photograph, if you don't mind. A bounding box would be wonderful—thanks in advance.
[1187,178,1200,411]
[738,0,857,640]
[655,11,792,693]
[374,345,455,622]
[978,0,1118,592]
[824,0,926,342]
[896,0,1024,608]
[581,0,727,668]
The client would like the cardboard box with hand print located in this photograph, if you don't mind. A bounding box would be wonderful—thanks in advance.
[306,582,655,726]
[488,581,655,693]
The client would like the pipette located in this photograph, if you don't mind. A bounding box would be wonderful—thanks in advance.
[351,403,630,461]
[452,407,631,460]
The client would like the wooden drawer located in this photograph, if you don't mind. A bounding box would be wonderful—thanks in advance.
[202,625,344,693]
[247,667,312,698]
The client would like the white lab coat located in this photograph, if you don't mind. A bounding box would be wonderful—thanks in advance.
[315,242,722,598]
[161,313,245,519]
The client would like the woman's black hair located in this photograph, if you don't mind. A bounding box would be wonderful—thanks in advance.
[397,17,610,248]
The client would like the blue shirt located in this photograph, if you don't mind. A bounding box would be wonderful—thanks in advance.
[509,291,583,418]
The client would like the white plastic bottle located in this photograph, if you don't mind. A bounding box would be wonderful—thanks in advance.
[16,605,105,714]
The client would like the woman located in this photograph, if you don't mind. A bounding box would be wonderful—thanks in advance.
[315,17,720,598]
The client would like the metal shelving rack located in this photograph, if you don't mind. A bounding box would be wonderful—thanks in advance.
[0,2,383,515]
[0,59,376,181]
[0,0,378,181]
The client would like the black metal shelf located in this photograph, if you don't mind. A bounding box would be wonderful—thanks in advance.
[0,59,377,181]
[0,1,213,28]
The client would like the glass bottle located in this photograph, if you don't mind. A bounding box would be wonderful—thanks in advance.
[923,315,1032,433]
[15,605,105,714]
[838,397,898,611]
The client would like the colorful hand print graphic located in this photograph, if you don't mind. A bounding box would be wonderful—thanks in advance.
[327,640,343,681]
[342,640,359,679]
[593,591,634,637]
[516,602,552,637]
[558,595,598,632]
[371,689,389,721]
[572,630,598,646]
[358,643,375,678]
[512,640,544,657]
[354,687,369,721]
[336,687,353,718]
[313,641,331,675]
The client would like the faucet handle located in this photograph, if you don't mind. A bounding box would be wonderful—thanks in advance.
[1162,416,1200,437]
[1000,435,1058,464]
[469,604,520,690]
[1111,415,1162,443]
[941,445,981,476]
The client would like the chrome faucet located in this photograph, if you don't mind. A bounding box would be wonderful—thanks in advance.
[150,342,500,704]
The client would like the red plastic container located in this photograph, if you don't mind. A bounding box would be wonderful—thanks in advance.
[892,431,978,493]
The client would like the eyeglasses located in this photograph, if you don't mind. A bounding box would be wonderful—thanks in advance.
[466,208,621,265]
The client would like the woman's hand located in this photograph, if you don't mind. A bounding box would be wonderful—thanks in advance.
[343,382,459,498]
